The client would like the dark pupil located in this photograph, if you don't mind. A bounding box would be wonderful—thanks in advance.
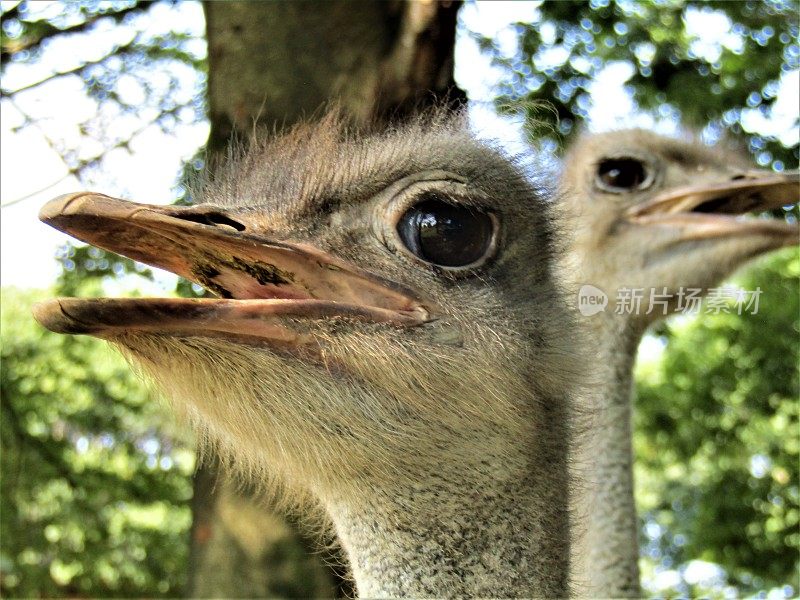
[597,158,647,190]
[397,197,493,267]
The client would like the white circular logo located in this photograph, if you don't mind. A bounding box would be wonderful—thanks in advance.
[577,284,608,316]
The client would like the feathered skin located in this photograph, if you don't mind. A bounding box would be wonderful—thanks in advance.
[35,110,585,597]
[559,128,798,598]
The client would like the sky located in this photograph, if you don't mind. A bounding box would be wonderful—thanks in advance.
[1,0,798,290]
[0,0,207,290]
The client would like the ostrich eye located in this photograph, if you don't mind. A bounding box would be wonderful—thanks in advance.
[596,158,649,192]
[396,196,494,268]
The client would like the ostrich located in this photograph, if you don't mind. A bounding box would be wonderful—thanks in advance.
[33,112,583,598]
[558,129,799,598]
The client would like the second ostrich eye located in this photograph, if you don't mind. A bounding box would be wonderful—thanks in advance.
[396,196,494,268]
[596,158,649,192]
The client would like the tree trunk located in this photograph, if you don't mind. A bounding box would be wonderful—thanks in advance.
[187,2,462,597]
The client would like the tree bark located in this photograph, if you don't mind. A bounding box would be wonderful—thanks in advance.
[188,455,337,598]
[205,0,464,151]
[187,2,462,597]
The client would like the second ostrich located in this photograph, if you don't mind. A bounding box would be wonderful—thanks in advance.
[559,129,798,597]
[34,113,582,598]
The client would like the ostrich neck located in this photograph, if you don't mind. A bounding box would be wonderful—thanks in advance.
[329,476,569,597]
[573,315,642,598]
[326,424,571,597]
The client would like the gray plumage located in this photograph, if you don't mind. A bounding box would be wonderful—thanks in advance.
[558,128,798,598]
[35,111,586,597]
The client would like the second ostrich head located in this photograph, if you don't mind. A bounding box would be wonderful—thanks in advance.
[560,129,797,331]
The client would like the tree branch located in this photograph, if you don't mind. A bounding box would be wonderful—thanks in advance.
[0,98,196,207]
[0,3,20,21]
[1,3,146,64]
[0,173,72,209]
[0,38,138,96]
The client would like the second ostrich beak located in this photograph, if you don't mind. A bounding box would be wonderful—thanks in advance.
[625,170,799,242]
[33,192,434,345]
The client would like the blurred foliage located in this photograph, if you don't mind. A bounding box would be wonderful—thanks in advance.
[2,201,201,596]
[479,0,799,168]
[1,284,195,597]
[634,250,799,596]
[1,1,208,596]
[54,243,152,297]
[1,2,144,61]
[0,0,206,189]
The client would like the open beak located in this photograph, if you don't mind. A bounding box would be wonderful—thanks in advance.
[33,192,433,345]
[624,170,799,244]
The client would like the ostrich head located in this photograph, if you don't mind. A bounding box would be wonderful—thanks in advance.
[34,112,579,596]
[560,128,798,599]
[560,129,798,331]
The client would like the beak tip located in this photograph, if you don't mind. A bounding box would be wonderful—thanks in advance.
[33,298,94,335]
[39,192,95,225]
[32,299,64,333]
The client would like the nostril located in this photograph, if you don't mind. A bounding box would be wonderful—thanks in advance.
[175,211,247,231]
[731,174,748,181]
[206,213,246,231]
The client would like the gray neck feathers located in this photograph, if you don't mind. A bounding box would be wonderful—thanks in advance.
[572,316,642,597]
[326,393,572,598]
